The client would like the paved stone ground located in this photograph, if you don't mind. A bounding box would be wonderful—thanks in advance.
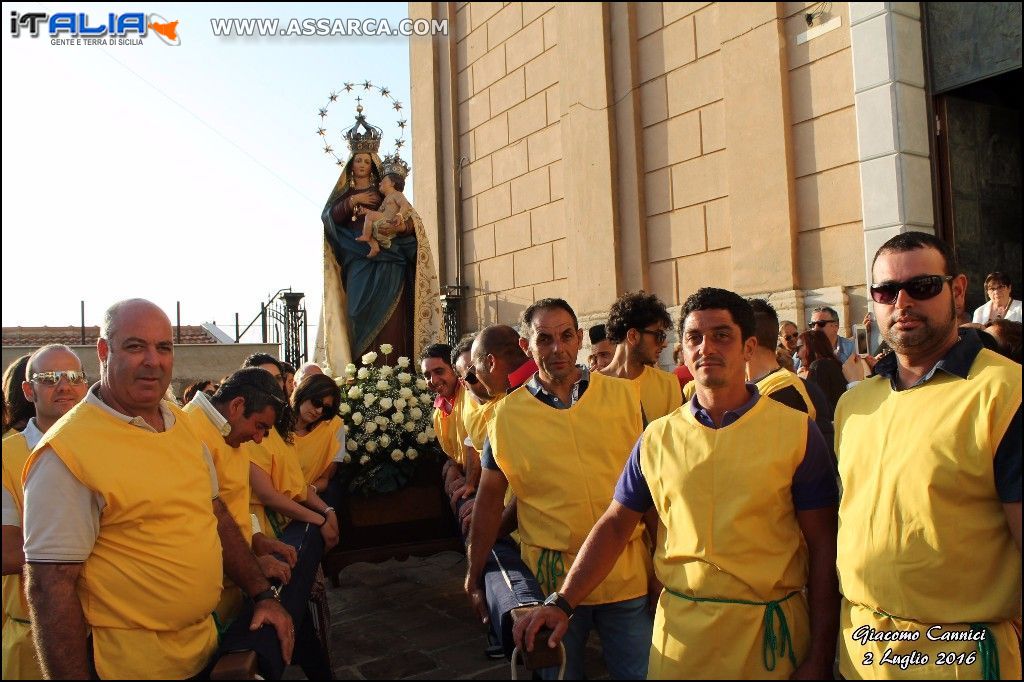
[284,551,609,680]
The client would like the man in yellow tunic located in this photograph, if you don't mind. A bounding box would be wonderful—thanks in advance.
[2,344,88,680]
[22,299,294,679]
[514,288,841,679]
[467,298,655,679]
[600,291,683,423]
[835,232,1021,680]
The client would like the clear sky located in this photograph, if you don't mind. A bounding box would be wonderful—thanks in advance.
[2,2,419,344]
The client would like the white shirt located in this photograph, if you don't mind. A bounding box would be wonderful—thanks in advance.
[972,299,1023,324]
[23,385,218,563]
[1,419,45,528]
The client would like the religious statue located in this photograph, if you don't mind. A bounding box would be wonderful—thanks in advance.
[317,101,440,373]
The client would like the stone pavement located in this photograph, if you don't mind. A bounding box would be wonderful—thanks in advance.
[285,551,609,680]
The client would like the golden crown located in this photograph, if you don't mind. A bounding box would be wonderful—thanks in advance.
[344,104,382,155]
[381,153,410,179]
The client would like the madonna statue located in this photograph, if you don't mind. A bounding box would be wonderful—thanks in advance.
[316,107,440,373]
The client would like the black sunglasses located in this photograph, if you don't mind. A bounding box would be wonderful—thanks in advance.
[808,320,836,329]
[638,329,668,343]
[463,371,479,386]
[310,397,336,414]
[783,333,799,342]
[870,275,953,305]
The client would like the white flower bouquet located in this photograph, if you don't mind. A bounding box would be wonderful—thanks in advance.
[334,344,442,495]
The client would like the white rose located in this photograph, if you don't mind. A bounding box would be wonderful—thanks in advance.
[380,344,394,355]
[416,432,429,445]
[365,441,378,453]
[404,421,416,432]
[375,416,389,426]
[406,448,418,461]
[415,379,428,390]
[346,439,358,452]
[379,366,394,378]
[391,412,405,424]
[397,356,411,369]
[426,427,436,439]
[342,454,352,464]
[399,387,414,399]
[379,434,391,448]
[394,398,407,410]
[379,397,394,410]
[375,380,389,392]
[410,407,423,420]
[339,403,352,415]
[357,367,370,380]
[347,386,362,400]
[345,363,357,376]
[363,393,377,406]
[359,455,370,465]
[390,448,403,462]
[361,351,378,365]
[365,422,378,434]
[351,412,364,425]
[419,393,432,405]
[397,372,412,385]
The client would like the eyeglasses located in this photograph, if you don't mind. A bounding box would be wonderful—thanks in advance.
[986,284,1008,292]
[463,371,479,386]
[808,320,837,329]
[870,275,953,305]
[30,370,88,386]
[310,397,336,415]
[782,333,799,342]
[638,329,668,344]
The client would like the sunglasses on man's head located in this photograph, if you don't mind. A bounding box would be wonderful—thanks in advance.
[870,275,953,305]
[30,370,88,386]
[808,320,836,329]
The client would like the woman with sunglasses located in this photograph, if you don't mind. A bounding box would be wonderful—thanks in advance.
[795,330,847,418]
[972,272,1022,325]
[291,375,344,500]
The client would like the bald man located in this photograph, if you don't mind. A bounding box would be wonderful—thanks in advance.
[2,345,89,679]
[22,299,294,680]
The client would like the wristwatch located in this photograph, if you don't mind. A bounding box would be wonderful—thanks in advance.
[253,588,280,603]
[543,591,574,618]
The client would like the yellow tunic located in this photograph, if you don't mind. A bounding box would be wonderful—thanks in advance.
[433,384,472,466]
[1,431,43,680]
[755,368,816,420]
[835,349,1022,680]
[641,397,811,679]
[294,416,344,485]
[247,428,307,539]
[463,391,504,452]
[488,372,649,605]
[25,401,222,680]
[635,365,684,422]
[181,403,251,625]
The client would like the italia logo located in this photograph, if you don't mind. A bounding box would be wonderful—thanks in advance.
[9,11,181,45]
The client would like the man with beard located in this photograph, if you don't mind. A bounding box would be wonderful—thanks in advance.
[835,232,1021,679]
[467,299,654,679]
[600,291,683,422]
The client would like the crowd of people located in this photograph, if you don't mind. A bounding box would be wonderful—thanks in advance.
[1,231,1020,680]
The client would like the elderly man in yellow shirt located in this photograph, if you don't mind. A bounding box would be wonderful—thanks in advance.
[2,344,89,679]
[22,299,294,680]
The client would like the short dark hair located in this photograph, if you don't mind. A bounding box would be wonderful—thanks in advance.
[242,353,281,372]
[475,325,527,367]
[588,324,607,345]
[605,291,672,344]
[748,298,780,350]
[451,337,474,367]
[212,367,290,435]
[278,361,295,376]
[812,306,840,322]
[872,231,958,277]
[291,374,342,428]
[521,298,578,336]
[420,343,453,367]
[985,319,1022,362]
[2,354,34,430]
[984,271,1012,290]
[182,379,215,405]
[679,288,756,341]
[384,172,405,192]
